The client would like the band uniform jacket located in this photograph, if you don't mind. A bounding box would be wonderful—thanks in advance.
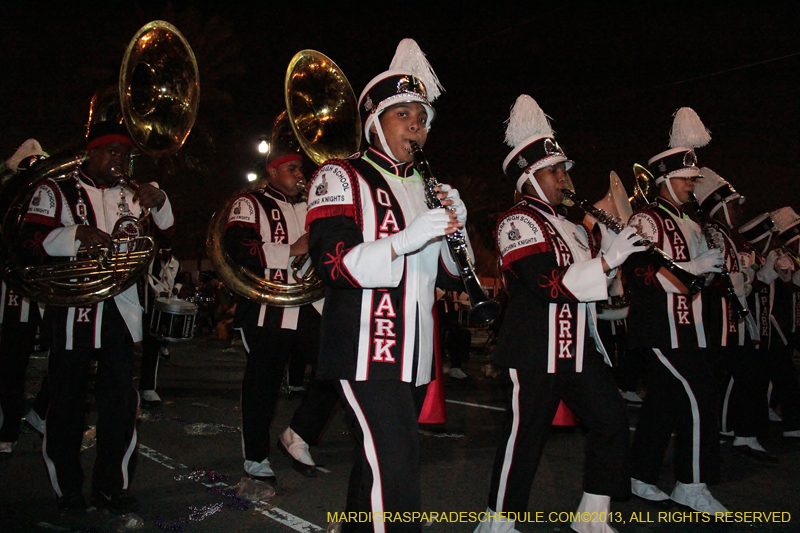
[305,148,464,385]
[624,197,709,351]
[494,195,612,373]
[20,168,175,347]
[0,281,42,326]
[702,221,748,348]
[224,184,324,331]
[743,245,799,349]
[143,255,179,314]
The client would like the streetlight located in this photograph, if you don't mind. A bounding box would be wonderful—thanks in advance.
[258,140,269,154]
[247,172,258,182]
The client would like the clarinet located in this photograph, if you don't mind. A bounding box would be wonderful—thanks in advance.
[688,193,749,319]
[409,141,501,326]
[561,189,704,296]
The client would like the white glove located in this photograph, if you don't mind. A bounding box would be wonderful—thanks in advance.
[763,249,780,271]
[438,184,467,223]
[684,248,724,276]
[757,249,780,284]
[793,268,800,286]
[603,226,644,269]
[598,223,618,255]
[391,209,451,256]
[775,251,794,271]
[729,271,746,297]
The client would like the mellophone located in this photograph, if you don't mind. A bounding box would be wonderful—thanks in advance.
[150,297,199,341]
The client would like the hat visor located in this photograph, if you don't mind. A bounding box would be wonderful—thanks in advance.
[515,155,575,192]
[364,96,435,144]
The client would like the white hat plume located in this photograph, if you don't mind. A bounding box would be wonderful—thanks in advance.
[504,95,553,148]
[389,38,444,102]
[669,107,711,149]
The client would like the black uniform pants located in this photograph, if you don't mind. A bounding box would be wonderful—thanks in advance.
[720,343,769,438]
[0,321,39,442]
[42,308,138,498]
[631,347,719,485]
[338,379,426,533]
[240,306,337,463]
[139,322,162,391]
[485,350,630,515]
[768,342,800,432]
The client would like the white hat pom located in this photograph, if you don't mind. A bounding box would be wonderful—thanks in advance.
[669,107,711,149]
[389,38,444,102]
[504,95,553,148]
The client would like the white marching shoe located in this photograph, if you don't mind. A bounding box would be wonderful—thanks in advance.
[670,481,728,515]
[473,508,520,533]
[571,492,618,533]
[631,478,670,502]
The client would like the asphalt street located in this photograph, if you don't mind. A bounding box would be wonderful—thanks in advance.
[1,331,799,533]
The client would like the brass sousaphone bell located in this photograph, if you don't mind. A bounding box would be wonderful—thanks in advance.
[1,20,199,306]
[206,50,361,306]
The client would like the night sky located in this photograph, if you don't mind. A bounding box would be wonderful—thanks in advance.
[2,1,799,266]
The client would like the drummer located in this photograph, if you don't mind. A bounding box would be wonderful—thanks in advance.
[139,248,180,408]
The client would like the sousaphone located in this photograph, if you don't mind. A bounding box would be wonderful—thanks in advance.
[206,50,360,306]
[0,20,199,306]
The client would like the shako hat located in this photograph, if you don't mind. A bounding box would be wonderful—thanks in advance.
[502,95,573,193]
[739,213,775,249]
[694,167,744,219]
[770,207,800,247]
[6,139,48,171]
[647,107,710,184]
[359,39,443,158]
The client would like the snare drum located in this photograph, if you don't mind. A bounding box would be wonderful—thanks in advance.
[150,297,198,341]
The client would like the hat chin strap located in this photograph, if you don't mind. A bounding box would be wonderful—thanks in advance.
[760,234,773,256]
[721,202,734,230]
[526,173,553,206]
[664,179,684,206]
[371,116,401,163]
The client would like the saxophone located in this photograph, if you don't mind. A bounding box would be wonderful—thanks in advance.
[561,189,704,296]
[410,141,501,326]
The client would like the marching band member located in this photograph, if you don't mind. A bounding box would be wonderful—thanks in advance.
[693,168,776,462]
[477,95,643,533]
[306,39,466,532]
[20,121,174,514]
[759,208,800,441]
[224,145,339,488]
[0,140,48,455]
[138,247,180,408]
[625,109,727,515]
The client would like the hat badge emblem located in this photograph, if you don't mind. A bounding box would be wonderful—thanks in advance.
[364,95,373,112]
[658,161,667,173]
[397,76,427,99]
[517,156,528,169]
[543,138,562,156]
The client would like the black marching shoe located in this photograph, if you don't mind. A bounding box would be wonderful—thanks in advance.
[91,489,140,514]
[58,493,88,516]
[733,444,779,464]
